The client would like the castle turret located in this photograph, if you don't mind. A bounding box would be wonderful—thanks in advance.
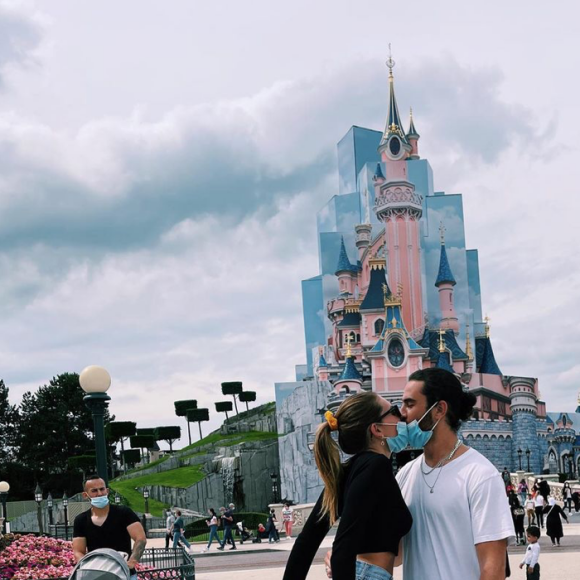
[435,223,459,334]
[406,108,420,160]
[333,338,363,394]
[509,376,540,473]
[317,347,329,381]
[335,237,358,295]
[355,188,373,260]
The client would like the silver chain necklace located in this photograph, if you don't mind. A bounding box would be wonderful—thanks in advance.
[420,439,463,494]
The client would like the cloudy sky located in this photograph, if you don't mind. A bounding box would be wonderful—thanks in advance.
[0,0,578,445]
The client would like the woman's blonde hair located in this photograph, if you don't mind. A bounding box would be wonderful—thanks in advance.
[313,391,383,525]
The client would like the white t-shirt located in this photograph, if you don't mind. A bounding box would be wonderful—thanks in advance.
[534,495,545,507]
[396,447,515,580]
[282,508,293,522]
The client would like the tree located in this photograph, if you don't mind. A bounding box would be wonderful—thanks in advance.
[16,373,111,474]
[155,426,181,453]
[174,400,197,445]
[68,455,97,483]
[122,449,141,468]
[186,408,210,441]
[221,382,243,415]
[215,401,233,421]
[238,391,257,412]
[0,381,18,464]
[130,435,156,464]
[106,421,136,473]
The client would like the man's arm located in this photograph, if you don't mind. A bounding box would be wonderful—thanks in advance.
[475,539,508,580]
[72,537,88,563]
[126,522,147,569]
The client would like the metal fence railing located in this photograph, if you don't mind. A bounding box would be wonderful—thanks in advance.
[52,548,195,580]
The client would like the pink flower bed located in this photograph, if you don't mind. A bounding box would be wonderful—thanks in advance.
[0,535,76,580]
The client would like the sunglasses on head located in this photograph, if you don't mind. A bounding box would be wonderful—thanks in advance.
[378,402,403,421]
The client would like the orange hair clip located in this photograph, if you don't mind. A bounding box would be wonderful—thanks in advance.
[325,410,338,431]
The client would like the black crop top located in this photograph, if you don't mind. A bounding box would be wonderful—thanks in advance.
[283,451,412,580]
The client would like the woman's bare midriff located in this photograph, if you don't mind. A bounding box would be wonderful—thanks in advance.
[357,552,395,574]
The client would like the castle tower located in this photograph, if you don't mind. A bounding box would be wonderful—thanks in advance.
[333,338,363,394]
[373,50,424,334]
[317,347,329,382]
[509,376,539,473]
[355,188,373,260]
[406,108,420,160]
[335,237,357,296]
[435,223,459,334]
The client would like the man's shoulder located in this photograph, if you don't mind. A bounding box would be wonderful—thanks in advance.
[395,455,422,485]
[73,507,91,524]
[461,447,502,479]
[112,504,140,520]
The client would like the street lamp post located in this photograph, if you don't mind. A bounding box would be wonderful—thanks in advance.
[80,366,112,486]
[517,448,523,471]
[270,473,279,504]
[0,481,9,534]
[143,488,150,514]
[525,448,531,472]
[115,493,121,505]
[34,484,44,535]
[63,492,69,541]
[47,493,54,530]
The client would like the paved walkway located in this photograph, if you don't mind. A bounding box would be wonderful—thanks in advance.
[148,518,580,579]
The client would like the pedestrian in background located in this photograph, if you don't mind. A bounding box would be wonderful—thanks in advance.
[562,483,573,514]
[220,505,237,550]
[534,493,545,529]
[544,498,568,546]
[525,494,536,527]
[267,508,280,543]
[172,510,191,551]
[518,479,529,507]
[282,503,294,539]
[203,508,223,552]
[165,509,175,550]
[538,479,550,503]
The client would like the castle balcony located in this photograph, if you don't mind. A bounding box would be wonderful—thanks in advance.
[374,180,423,221]
[554,427,576,443]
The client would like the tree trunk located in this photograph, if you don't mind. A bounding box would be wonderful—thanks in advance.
[225,411,229,421]
[245,402,249,412]
[187,420,192,445]
[232,395,239,415]
[120,438,126,473]
[198,422,203,441]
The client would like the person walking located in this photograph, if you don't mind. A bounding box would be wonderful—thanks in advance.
[501,467,511,491]
[72,475,147,578]
[282,503,294,539]
[562,483,573,514]
[512,502,526,546]
[267,508,280,543]
[518,479,529,507]
[538,479,550,503]
[519,526,541,580]
[165,509,175,550]
[203,508,223,552]
[534,493,545,529]
[525,494,537,527]
[544,498,568,546]
[172,510,191,551]
[220,505,237,550]
[283,391,412,580]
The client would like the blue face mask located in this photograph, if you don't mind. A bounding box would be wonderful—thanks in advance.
[384,422,409,454]
[90,496,110,509]
[406,402,441,449]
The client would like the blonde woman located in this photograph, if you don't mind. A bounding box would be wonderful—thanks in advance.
[283,391,411,580]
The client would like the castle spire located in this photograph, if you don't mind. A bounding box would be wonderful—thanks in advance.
[436,222,459,334]
[465,323,474,361]
[435,223,456,287]
[380,45,408,147]
[407,107,420,139]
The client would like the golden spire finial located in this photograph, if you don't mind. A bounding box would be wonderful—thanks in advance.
[465,323,474,361]
[439,221,446,246]
[484,315,491,338]
[438,328,446,353]
[386,43,395,78]
[345,334,353,357]
[410,106,413,119]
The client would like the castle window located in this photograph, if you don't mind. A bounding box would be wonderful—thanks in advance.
[498,401,506,415]
[482,397,492,411]
[374,319,385,335]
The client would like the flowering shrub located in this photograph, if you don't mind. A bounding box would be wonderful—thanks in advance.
[0,534,154,580]
[0,534,76,580]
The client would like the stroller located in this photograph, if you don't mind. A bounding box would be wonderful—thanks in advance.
[236,521,255,544]
[69,549,132,580]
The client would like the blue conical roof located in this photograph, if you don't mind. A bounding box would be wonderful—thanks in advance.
[436,351,454,373]
[374,163,385,179]
[360,264,387,311]
[476,337,502,376]
[380,71,409,146]
[337,356,362,382]
[435,243,456,287]
[335,237,357,275]
[407,110,420,139]
[319,353,328,368]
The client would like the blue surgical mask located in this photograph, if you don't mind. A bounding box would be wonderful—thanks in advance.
[384,422,409,454]
[406,402,441,449]
[90,496,110,509]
